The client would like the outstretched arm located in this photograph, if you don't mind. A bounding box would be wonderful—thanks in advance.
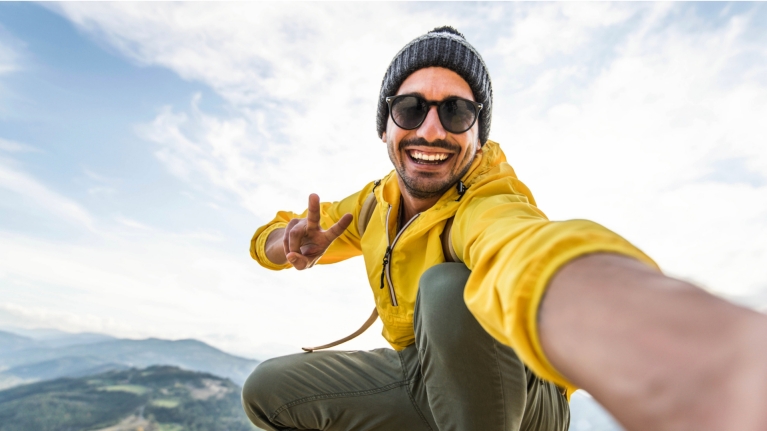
[540,253,767,431]
[264,193,353,270]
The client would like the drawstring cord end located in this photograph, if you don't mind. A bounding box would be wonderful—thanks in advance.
[456,181,468,201]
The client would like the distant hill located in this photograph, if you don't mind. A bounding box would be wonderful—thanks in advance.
[0,327,116,348]
[0,365,263,431]
[3,356,129,381]
[0,331,39,353]
[0,331,260,390]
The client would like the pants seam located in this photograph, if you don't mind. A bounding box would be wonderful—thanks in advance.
[492,338,509,430]
[269,380,410,422]
[399,349,434,431]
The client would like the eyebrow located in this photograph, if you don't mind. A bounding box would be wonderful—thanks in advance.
[397,91,475,102]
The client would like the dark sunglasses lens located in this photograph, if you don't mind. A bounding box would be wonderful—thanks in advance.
[438,99,477,133]
[391,96,427,129]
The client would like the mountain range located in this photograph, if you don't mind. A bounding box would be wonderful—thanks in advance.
[0,329,259,390]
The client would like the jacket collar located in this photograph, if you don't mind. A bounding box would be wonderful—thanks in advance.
[460,139,506,188]
[376,140,507,219]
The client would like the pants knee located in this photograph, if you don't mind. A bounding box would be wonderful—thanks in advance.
[415,263,473,347]
[418,262,470,313]
[241,358,286,429]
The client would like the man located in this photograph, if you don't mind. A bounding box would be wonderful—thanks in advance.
[243,27,767,431]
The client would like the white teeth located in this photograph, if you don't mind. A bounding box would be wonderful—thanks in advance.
[410,150,449,162]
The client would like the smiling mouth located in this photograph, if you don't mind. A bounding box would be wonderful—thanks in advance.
[406,149,453,165]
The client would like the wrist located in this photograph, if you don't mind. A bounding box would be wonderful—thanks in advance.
[256,224,289,269]
[265,227,288,266]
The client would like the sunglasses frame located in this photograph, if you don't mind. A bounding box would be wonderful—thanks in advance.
[385,95,483,134]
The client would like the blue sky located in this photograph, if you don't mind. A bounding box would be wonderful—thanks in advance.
[0,3,237,240]
[0,3,766,360]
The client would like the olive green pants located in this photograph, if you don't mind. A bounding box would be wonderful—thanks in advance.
[242,263,569,431]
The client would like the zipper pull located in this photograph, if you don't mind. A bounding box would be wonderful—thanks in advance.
[455,181,468,202]
[380,246,391,289]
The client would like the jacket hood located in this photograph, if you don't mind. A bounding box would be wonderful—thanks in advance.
[460,139,507,188]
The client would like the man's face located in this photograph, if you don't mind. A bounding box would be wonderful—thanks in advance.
[382,67,481,200]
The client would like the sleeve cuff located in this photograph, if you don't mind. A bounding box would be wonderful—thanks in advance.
[252,222,292,271]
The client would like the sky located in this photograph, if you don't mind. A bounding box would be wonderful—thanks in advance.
[0,2,766,361]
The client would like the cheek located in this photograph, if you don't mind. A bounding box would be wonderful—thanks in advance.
[386,125,412,156]
[458,139,479,167]
[463,129,481,157]
[469,125,480,148]
[385,119,397,139]
[461,129,480,155]
[386,121,406,144]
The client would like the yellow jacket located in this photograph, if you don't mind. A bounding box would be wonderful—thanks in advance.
[250,140,658,395]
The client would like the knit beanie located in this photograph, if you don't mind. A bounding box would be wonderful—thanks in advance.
[376,26,493,145]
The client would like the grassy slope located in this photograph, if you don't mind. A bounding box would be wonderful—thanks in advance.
[0,366,262,431]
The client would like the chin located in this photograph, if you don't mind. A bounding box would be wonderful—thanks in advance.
[401,175,455,199]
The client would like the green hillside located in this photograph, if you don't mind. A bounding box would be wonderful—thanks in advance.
[0,366,263,431]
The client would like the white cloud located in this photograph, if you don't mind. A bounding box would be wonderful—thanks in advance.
[136,98,271,216]
[0,25,23,118]
[82,168,118,197]
[0,302,135,335]
[114,215,151,230]
[87,186,116,197]
[0,34,19,75]
[83,168,117,183]
[488,2,637,68]
[0,157,95,229]
[55,3,449,105]
[0,138,40,153]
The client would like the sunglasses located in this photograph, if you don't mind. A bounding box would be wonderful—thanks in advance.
[385,95,483,134]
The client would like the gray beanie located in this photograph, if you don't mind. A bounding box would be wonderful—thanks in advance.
[376,26,493,145]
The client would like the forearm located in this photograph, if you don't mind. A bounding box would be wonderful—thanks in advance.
[539,253,767,431]
[264,228,287,266]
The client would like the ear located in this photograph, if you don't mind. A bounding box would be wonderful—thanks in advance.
[381,131,387,143]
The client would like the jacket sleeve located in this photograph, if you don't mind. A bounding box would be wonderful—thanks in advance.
[250,183,375,270]
[453,177,659,393]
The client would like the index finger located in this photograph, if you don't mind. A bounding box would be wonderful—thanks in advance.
[306,193,321,232]
[325,213,353,241]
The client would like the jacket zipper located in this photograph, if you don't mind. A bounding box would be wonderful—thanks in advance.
[379,204,420,307]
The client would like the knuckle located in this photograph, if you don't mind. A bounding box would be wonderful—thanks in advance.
[290,224,303,237]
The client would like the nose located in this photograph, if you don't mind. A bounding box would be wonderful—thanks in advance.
[416,106,447,142]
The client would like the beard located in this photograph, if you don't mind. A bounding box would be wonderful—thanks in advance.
[388,137,475,200]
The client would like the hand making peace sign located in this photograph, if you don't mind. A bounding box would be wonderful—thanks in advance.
[282,193,353,270]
